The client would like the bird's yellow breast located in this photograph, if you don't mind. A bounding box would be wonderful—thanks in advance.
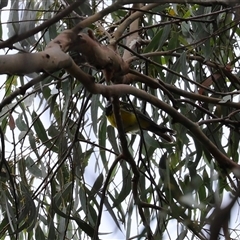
[107,109,139,132]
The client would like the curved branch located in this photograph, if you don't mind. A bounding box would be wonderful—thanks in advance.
[120,0,238,3]
[164,83,240,109]
[3,58,239,173]
[66,62,240,172]
[128,69,178,107]
[122,3,142,61]
[73,31,129,80]
[0,0,85,49]
[0,74,48,112]
[113,3,160,41]
[130,51,240,86]
[72,1,124,33]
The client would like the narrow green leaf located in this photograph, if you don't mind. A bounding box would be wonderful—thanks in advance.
[35,225,46,239]
[73,216,94,238]
[144,29,163,53]
[32,111,49,143]
[77,147,94,169]
[98,192,122,231]
[157,24,172,50]
[113,162,131,208]
[15,113,28,131]
[28,131,40,159]
[99,115,108,166]
[53,186,94,238]
[32,111,58,152]
[176,229,187,240]
[0,0,8,9]
[179,52,187,77]
[91,95,100,136]
[53,182,72,206]
[0,215,9,237]
[47,221,56,240]
[25,156,42,178]
[90,173,103,196]
[107,126,119,154]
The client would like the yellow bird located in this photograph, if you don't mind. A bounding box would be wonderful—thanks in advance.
[105,101,176,142]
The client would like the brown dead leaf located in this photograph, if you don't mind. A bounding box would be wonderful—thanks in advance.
[9,113,15,130]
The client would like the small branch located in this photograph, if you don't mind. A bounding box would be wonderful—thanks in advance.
[111,97,153,238]
[122,72,160,88]
[124,46,240,94]
[131,51,240,86]
[119,0,239,4]
[128,69,178,108]
[72,1,124,33]
[0,0,85,49]
[117,5,239,44]
[198,118,239,127]
[176,99,218,119]
[0,126,19,238]
[93,154,123,240]
[209,193,239,240]
[113,3,160,41]
[164,83,240,109]
[198,109,240,127]
[0,73,48,112]
[78,70,240,170]
[122,3,142,61]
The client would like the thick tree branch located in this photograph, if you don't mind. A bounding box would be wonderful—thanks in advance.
[0,0,238,177]
[66,62,240,172]
[0,51,239,175]
[119,0,238,4]
[121,69,240,110]
[0,47,72,74]
[73,31,129,81]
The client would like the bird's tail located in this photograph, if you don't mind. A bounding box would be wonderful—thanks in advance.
[148,125,176,143]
